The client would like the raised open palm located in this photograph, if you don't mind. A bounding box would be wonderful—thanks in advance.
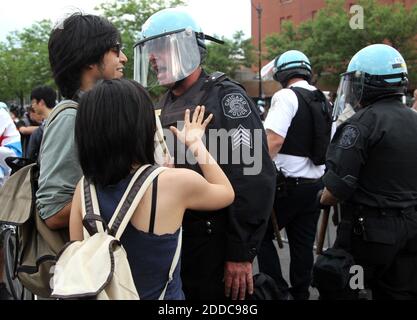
[170,106,213,150]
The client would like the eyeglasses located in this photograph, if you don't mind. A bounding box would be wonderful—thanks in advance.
[109,42,125,57]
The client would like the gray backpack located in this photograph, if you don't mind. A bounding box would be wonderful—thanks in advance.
[0,101,77,297]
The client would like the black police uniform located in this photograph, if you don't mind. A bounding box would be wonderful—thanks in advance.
[158,70,276,300]
[323,96,417,299]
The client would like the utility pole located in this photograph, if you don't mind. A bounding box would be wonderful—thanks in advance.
[256,3,265,116]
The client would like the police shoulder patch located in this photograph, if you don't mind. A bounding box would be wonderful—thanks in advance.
[337,125,360,149]
[222,93,252,119]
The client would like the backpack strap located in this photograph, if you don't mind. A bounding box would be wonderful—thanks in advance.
[158,227,182,300]
[108,165,167,240]
[38,100,79,168]
[81,165,179,300]
[80,176,107,238]
[46,100,78,127]
[154,112,171,163]
[80,164,152,239]
[148,176,159,234]
[107,164,179,300]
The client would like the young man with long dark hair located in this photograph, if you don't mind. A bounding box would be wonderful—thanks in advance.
[36,13,127,230]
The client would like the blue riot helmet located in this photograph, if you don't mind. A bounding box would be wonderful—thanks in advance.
[134,8,223,88]
[333,44,408,118]
[272,50,312,87]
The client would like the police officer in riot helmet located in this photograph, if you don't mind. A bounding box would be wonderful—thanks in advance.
[134,8,276,300]
[272,52,312,87]
[258,50,332,300]
[321,44,417,299]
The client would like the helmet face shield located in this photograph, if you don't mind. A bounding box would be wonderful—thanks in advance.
[333,71,365,119]
[261,59,276,81]
[134,29,201,88]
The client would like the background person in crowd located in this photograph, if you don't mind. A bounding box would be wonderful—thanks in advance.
[321,44,417,299]
[134,8,276,300]
[0,101,22,186]
[36,12,127,230]
[8,104,24,125]
[71,78,234,300]
[26,86,57,160]
[0,101,21,300]
[258,50,330,300]
[16,105,42,157]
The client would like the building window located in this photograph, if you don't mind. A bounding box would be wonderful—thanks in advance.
[312,10,317,19]
[280,0,293,4]
[280,17,286,28]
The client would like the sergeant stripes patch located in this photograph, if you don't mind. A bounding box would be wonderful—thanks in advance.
[231,125,252,150]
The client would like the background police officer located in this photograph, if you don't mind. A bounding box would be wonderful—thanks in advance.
[321,44,417,299]
[134,8,275,300]
[258,50,329,300]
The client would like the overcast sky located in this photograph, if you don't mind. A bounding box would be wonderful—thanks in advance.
[0,0,252,41]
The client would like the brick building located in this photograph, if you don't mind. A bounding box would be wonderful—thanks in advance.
[242,0,416,98]
[251,0,416,47]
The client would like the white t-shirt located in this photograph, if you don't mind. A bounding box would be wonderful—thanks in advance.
[264,80,325,179]
[0,108,21,185]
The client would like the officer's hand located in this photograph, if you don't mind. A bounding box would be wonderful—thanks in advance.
[170,105,213,152]
[320,188,339,206]
[317,189,331,210]
[224,261,253,300]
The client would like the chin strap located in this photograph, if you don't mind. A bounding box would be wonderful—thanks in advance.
[196,32,224,45]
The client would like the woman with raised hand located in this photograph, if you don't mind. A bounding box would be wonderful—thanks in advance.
[70,78,234,300]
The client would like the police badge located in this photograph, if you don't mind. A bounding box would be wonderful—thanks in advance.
[222,93,252,119]
[337,125,360,149]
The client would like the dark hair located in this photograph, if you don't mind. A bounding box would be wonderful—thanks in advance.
[9,104,24,118]
[75,79,156,186]
[26,105,35,113]
[30,86,57,109]
[48,13,121,100]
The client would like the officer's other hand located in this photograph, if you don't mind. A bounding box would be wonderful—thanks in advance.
[170,105,213,152]
[224,261,253,300]
[316,189,330,210]
[320,188,339,206]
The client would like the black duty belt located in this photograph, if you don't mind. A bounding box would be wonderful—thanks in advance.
[284,177,320,185]
[342,203,417,219]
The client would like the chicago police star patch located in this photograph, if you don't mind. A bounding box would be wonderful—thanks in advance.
[222,93,252,119]
[337,125,360,149]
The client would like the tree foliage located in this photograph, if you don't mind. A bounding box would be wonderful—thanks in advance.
[264,0,417,87]
[0,20,53,105]
[204,31,255,79]
[0,0,255,104]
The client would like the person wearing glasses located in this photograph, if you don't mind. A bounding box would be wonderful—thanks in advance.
[36,13,127,230]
